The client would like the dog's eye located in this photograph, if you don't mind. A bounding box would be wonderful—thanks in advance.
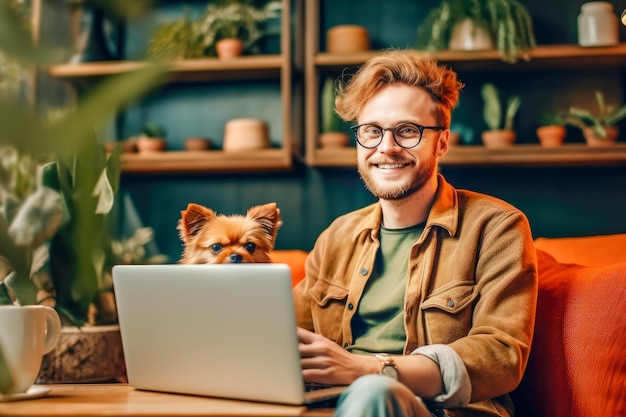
[243,242,256,253]
[210,243,223,253]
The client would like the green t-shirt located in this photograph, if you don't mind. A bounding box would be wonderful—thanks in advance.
[347,223,424,355]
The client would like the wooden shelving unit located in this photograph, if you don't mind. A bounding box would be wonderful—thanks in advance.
[120,148,293,174]
[312,144,626,168]
[48,0,301,174]
[304,0,626,168]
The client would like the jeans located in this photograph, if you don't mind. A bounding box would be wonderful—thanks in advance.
[333,374,438,417]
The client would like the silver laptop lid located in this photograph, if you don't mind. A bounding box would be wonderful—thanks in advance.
[112,263,309,405]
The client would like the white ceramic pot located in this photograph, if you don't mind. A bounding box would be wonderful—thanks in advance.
[449,19,495,51]
[223,118,270,151]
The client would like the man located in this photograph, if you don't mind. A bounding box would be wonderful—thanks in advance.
[293,50,538,417]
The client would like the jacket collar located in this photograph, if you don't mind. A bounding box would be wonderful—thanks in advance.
[350,174,458,243]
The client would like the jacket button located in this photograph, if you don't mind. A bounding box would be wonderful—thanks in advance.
[348,303,354,310]
[447,299,455,307]
[360,268,368,275]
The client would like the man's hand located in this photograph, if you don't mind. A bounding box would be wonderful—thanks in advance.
[297,327,378,386]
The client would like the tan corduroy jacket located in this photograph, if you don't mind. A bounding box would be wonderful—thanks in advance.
[293,174,538,417]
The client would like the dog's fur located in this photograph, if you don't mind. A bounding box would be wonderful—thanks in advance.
[177,203,282,264]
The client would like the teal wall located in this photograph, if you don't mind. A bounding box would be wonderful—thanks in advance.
[118,0,626,262]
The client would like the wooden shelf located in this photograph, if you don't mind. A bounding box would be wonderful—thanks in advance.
[49,55,286,83]
[310,144,626,168]
[120,149,294,174]
[46,0,303,174]
[313,43,626,72]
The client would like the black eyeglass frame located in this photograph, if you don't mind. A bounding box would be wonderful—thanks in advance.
[350,122,446,149]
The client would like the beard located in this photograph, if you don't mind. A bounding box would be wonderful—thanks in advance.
[357,146,438,200]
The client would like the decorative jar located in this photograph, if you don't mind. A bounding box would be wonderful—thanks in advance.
[577,2,619,47]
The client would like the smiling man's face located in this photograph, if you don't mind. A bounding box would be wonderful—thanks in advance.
[356,84,447,201]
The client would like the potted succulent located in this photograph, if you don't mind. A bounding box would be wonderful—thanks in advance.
[416,0,537,63]
[563,90,626,147]
[197,0,282,59]
[480,82,521,148]
[536,112,567,147]
[0,0,168,384]
[136,123,168,153]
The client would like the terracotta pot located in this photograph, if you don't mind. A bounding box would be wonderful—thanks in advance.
[184,137,212,151]
[215,38,243,59]
[536,125,566,147]
[326,25,370,54]
[481,129,516,148]
[136,137,167,153]
[582,126,618,147]
[449,19,495,51]
[223,118,269,151]
[320,132,350,148]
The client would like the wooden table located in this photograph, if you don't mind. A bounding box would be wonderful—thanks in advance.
[0,384,335,417]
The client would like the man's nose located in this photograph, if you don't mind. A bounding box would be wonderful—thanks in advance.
[378,129,401,152]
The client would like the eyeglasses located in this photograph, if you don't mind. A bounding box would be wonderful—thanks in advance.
[350,122,445,149]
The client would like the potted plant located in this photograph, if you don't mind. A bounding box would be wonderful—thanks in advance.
[562,90,626,147]
[136,123,168,153]
[480,82,521,148]
[536,112,567,147]
[319,76,350,148]
[197,0,282,59]
[416,0,537,63]
[0,0,169,384]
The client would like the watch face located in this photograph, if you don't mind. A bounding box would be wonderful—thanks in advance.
[381,365,399,380]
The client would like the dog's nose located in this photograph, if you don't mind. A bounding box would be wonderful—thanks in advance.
[229,254,243,263]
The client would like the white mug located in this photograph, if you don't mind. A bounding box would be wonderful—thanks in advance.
[0,305,61,395]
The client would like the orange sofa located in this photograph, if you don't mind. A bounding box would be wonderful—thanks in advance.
[272,233,626,417]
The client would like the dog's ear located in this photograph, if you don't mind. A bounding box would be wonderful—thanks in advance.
[246,203,282,243]
[178,203,217,241]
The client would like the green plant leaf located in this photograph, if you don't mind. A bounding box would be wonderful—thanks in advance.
[504,95,521,130]
[481,83,501,130]
[320,77,340,133]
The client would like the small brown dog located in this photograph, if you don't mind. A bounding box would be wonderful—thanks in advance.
[177,202,282,264]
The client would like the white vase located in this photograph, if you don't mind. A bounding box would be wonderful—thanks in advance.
[448,19,495,51]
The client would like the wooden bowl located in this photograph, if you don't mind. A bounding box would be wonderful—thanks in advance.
[184,137,212,151]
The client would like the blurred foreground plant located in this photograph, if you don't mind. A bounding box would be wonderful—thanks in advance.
[0,0,169,326]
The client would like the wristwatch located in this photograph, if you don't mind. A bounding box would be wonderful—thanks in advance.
[375,353,399,380]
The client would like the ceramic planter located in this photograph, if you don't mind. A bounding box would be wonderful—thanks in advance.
[215,38,244,59]
[184,137,212,151]
[326,25,370,54]
[319,132,350,148]
[536,125,566,147]
[223,118,270,151]
[136,137,167,153]
[449,19,495,51]
[582,126,618,147]
[481,129,516,148]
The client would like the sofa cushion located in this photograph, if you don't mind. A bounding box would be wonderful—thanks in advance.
[534,233,626,267]
[269,250,308,287]
[512,249,626,417]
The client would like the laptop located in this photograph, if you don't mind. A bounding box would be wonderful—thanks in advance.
[112,263,345,406]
